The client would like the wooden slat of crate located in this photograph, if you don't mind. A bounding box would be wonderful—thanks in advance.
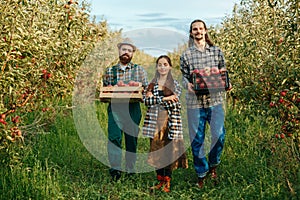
[101,86,142,92]
[99,86,143,102]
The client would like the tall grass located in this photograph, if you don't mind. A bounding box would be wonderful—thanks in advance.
[0,103,298,199]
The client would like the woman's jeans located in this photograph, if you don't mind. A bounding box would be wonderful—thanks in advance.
[187,104,226,178]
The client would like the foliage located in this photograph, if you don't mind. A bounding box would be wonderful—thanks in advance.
[0,0,108,164]
[1,0,299,198]
[0,104,298,199]
[211,0,299,163]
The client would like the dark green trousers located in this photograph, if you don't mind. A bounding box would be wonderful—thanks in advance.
[107,102,141,174]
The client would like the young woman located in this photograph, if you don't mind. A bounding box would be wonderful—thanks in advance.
[143,55,188,193]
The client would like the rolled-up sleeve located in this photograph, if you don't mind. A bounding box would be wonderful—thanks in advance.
[180,55,190,90]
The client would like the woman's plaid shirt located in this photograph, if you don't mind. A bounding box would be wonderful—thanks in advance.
[142,80,183,140]
[180,44,226,108]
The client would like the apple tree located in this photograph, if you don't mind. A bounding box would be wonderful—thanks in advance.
[210,0,299,188]
[0,0,109,164]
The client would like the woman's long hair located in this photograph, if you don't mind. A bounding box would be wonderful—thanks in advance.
[147,55,175,96]
[188,19,214,47]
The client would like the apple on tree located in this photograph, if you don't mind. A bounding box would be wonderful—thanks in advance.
[280,90,287,97]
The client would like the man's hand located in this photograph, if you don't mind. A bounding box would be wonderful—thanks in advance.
[188,82,195,93]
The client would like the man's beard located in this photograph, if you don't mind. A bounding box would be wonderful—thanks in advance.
[194,33,205,41]
[119,53,132,65]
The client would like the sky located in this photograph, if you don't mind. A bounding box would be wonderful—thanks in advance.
[88,0,240,56]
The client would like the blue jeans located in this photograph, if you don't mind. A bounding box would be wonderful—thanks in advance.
[187,104,226,178]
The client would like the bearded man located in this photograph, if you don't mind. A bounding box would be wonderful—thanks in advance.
[102,39,148,181]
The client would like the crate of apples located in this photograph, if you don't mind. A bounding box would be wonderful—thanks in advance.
[99,80,143,102]
[191,67,230,95]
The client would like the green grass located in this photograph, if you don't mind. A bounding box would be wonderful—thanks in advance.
[0,103,299,200]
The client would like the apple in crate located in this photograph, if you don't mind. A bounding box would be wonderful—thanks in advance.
[199,69,205,76]
[199,82,206,89]
[117,80,126,87]
[203,67,211,76]
[128,81,140,87]
[128,81,135,86]
[211,67,220,75]
[192,69,200,74]
[133,82,140,86]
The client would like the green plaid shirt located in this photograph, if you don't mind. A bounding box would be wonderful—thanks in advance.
[103,62,148,88]
[180,44,226,108]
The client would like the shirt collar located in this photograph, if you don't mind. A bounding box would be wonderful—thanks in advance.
[191,43,210,51]
[118,62,132,71]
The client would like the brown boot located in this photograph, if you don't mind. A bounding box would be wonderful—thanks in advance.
[210,166,217,179]
[197,177,205,189]
[150,175,165,190]
[162,176,171,193]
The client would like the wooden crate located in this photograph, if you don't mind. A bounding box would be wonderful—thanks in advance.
[192,71,230,95]
[99,85,143,102]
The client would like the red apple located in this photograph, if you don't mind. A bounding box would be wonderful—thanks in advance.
[277,37,284,45]
[210,76,216,82]
[12,116,20,123]
[221,80,226,87]
[117,80,124,86]
[199,69,205,76]
[193,69,200,74]
[203,67,211,76]
[42,108,49,112]
[213,82,220,88]
[202,77,208,83]
[0,118,7,125]
[199,82,206,89]
[211,67,219,75]
[206,82,212,88]
[16,130,22,137]
[133,82,140,86]
[280,91,287,97]
[128,81,135,86]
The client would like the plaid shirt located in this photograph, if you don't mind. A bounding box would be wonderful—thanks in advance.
[180,44,225,108]
[142,80,183,139]
[103,62,148,88]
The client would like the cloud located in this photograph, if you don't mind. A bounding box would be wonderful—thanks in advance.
[136,13,166,18]
[139,17,180,22]
[122,28,188,56]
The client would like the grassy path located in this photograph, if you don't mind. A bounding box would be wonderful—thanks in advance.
[0,104,298,199]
